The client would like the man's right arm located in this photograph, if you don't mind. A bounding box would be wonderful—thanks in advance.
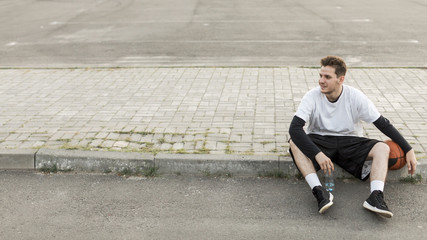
[289,115,321,161]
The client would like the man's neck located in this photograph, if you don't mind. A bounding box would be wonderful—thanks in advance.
[326,86,343,103]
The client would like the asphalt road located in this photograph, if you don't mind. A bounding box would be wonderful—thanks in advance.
[0,170,425,239]
[0,0,426,67]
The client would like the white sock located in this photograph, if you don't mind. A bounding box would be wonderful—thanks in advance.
[370,180,385,193]
[305,173,322,190]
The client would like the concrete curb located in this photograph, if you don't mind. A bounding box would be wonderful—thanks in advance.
[0,148,425,182]
[35,149,154,173]
[0,149,37,169]
[156,153,279,176]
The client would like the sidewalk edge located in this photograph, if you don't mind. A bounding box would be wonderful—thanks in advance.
[0,149,37,169]
[35,149,154,173]
[1,149,425,182]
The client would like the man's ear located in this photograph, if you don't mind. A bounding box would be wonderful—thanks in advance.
[339,75,345,83]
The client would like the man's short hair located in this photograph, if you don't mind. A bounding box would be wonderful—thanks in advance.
[320,56,347,77]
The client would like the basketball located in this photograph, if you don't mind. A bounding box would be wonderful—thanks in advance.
[385,140,406,170]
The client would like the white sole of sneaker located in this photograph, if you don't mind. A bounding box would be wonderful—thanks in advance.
[363,201,393,218]
[319,193,334,214]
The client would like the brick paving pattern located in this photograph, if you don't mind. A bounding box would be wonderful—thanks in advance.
[0,68,426,159]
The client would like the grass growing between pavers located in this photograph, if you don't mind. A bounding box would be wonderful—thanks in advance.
[113,130,154,136]
[52,129,219,155]
[243,149,255,155]
[24,126,290,157]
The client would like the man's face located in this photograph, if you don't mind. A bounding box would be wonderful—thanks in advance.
[318,66,344,95]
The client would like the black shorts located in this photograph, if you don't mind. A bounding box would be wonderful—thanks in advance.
[290,134,380,181]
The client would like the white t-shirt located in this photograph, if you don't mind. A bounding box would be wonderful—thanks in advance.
[295,85,380,137]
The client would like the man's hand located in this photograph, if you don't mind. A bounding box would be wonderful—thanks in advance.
[406,149,417,175]
[315,152,334,174]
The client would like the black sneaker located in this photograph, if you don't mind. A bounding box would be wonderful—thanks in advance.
[312,186,334,214]
[363,190,393,218]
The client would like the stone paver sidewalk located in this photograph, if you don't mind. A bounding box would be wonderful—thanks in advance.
[0,67,426,159]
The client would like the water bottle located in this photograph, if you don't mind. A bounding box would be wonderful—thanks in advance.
[325,171,335,192]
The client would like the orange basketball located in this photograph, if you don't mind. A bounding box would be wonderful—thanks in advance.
[385,140,406,170]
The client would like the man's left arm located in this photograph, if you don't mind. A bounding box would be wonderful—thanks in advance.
[373,115,417,175]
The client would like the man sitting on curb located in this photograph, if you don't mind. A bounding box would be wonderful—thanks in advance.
[288,55,417,218]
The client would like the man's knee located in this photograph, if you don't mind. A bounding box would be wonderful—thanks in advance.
[374,142,390,154]
[369,142,390,159]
